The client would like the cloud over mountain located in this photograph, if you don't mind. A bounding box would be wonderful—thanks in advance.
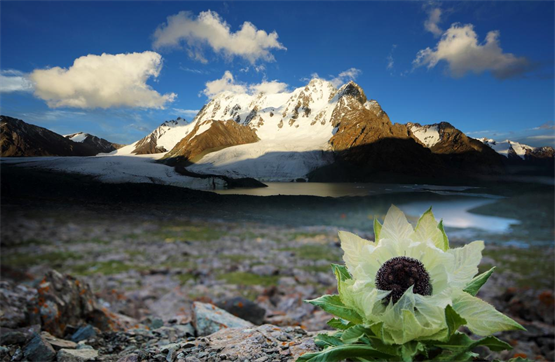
[413,23,532,79]
[0,70,34,93]
[29,52,175,109]
[202,71,288,98]
[424,8,443,37]
[152,10,286,64]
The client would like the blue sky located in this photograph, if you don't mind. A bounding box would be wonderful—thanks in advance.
[1,1,553,146]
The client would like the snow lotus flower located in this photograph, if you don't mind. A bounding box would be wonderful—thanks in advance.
[302,205,524,362]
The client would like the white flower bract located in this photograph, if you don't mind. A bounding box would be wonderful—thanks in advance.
[337,205,524,345]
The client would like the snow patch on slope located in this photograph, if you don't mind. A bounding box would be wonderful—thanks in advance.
[65,132,88,143]
[476,138,535,160]
[410,125,441,148]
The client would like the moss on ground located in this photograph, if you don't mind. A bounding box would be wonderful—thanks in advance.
[1,251,82,268]
[217,272,280,287]
[481,247,554,289]
[70,260,148,276]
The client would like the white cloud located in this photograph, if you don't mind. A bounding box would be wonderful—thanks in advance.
[29,51,176,109]
[424,8,443,37]
[172,108,200,119]
[248,80,288,95]
[532,121,555,130]
[0,70,34,93]
[527,134,555,140]
[202,71,247,97]
[386,45,397,71]
[152,10,286,64]
[413,23,531,79]
[202,71,288,98]
[329,68,362,87]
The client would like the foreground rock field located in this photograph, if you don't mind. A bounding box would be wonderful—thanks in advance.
[1,212,554,361]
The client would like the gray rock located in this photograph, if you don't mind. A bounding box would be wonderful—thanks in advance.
[117,354,139,362]
[0,326,35,345]
[217,297,266,325]
[251,265,279,277]
[41,331,77,349]
[207,325,317,361]
[117,355,139,362]
[193,302,253,336]
[71,325,96,342]
[0,281,39,329]
[23,333,56,361]
[57,348,99,361]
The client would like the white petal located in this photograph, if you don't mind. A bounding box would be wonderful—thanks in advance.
[403,240,454,294]
[447,240,484,289]
[380,205,414,243]
[410,208,447,250]
[338,230,374,273]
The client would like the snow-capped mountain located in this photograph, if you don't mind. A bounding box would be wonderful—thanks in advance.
[112,79,513,181]
[476,138,554,164]
[64,132,122,154]
[115,117,194,155]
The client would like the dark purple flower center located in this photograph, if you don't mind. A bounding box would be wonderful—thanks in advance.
[375,256,432,304]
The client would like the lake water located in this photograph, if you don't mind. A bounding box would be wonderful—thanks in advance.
[213,182,520,234]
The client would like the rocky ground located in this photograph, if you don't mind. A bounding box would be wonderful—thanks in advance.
[1,210,554,361]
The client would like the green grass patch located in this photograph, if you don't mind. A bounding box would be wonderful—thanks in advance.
[279,244,340,261]
[287,232,324,241]
[70,261,147,276]
[176,273,197,285]
[217,272,280,287]
[162,260,197,269]
[150,226,226,242]
[1,251,82,267]
[221,254,256,263]
[482,247,554,289]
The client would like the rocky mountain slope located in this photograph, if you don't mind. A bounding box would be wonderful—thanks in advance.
[64,132,123,154]
[1,116,108,157]
[116,118,194,155]
[163,119,259,165]
[408,122,505,174]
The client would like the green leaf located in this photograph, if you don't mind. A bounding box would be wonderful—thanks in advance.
[401,341,427,362]
[327,318,354,330]
[373,216,382,242]
[437,219,449,250]
[366,336,401,357]
[306,294,363,324]
[432,332,512,361]
[452,290,525,336]
[463,267,495,296]
[331,264,351,281]
[331,264,351,299]
[507,358,536,362]
[296,344,396,362]
[314,333,344,348]
[445,305,467,337]
[341,325,373,344]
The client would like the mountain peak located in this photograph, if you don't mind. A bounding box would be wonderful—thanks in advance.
[337,81,367,104]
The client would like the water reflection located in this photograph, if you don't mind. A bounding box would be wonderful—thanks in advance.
[212,182,477,197]
[213,182,520,234]
[398,199,520,233]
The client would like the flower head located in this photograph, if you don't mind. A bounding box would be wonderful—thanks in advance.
[333,205,524,345]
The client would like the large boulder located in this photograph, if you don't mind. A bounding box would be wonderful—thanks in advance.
[193,301,253,336]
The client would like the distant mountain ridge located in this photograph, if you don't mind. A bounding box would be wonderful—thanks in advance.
[3,78,553,181]
[1,116,121,157]
[64,132,124,153]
